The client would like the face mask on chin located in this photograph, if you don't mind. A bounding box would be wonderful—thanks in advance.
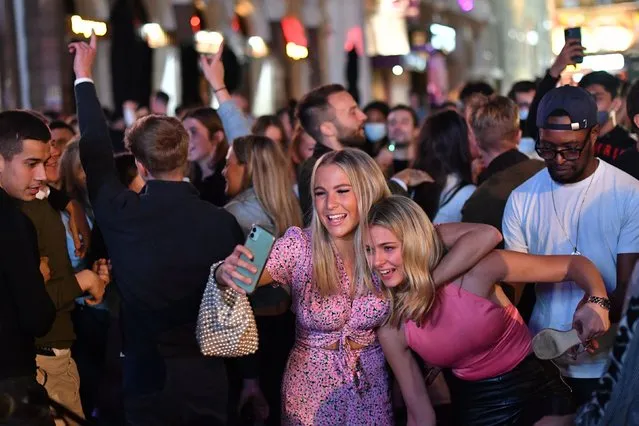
[364,123,387,143]
[519,109,529,121]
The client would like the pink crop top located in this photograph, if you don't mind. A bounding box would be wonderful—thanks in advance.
[404,284,532,381]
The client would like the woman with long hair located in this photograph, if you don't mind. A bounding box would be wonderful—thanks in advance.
[365,195,611,426]
[224,135,302,236]
[182,107,229,206]
[252,115,288,149]
[412,110,475,223]
[215,148,502,425]
[222,134,302,425]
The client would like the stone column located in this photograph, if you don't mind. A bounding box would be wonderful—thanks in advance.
[18,0,68,111]
[322,0,372,104]
[0,0,20,109]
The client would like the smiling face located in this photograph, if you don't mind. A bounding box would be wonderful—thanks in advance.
[0,139,49,201]
[366,224,405,288]
[313,164,359,240]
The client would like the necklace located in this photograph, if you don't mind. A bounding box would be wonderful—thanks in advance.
[550,172,596,256]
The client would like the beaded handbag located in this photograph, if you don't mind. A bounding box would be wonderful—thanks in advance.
[197,261,259,357]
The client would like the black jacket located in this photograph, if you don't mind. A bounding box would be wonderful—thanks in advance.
[76,82,244,362]
[0,188,55,379]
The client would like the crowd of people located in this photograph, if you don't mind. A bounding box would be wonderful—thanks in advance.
[1,30,639,426]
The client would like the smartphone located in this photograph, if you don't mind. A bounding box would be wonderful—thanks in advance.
[564,27,583,64]
[232,225,276,294]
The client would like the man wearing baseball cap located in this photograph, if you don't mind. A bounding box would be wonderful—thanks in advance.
[502,85,639,405]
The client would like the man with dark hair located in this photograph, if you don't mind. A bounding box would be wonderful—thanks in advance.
[362,101,390,157]
[150,90,170,115]
[295,84,367,222]
[296,86,417,225]
[0,110,56,425]
[503,85,639,406]
[459,81,495,109]
[71,34,257,425]
[378,104,420,175]
[508,80,536,138]
[49,120,76,147]
[577,71,636,165]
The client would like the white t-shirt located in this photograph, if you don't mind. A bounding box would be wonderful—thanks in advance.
[503,160,639,378]
[432,174,476,224]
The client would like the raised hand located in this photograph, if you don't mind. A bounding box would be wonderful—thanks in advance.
[550,40,585,78]
[68,31,97,79]
[199,42,226,91]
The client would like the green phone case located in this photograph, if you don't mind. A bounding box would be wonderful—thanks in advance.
[232,225,276,294]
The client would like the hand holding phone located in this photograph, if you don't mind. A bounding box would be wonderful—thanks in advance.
[564,27,583,64]
[231,225,276,294]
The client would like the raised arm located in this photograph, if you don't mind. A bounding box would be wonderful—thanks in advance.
[200,43,251,142]
[70,34,125,206]
[432,222,502,287]
[378,325,435,426]
[466,250,610,341]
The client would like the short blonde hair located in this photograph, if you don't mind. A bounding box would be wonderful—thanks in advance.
[367,195,445,327]
[310,148,391,297]
[469,96,520,151]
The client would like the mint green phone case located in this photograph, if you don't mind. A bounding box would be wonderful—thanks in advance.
[232,225,276,294]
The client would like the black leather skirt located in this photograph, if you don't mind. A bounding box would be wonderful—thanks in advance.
[444,354,575,426]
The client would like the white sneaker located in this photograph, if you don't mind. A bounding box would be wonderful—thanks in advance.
[532,328,582,360]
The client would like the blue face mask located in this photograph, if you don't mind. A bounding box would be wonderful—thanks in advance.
[519,109,529,121]
[364,123,387,143]
[597,110,610,126]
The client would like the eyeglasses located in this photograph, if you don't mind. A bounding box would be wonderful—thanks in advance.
[535,131,590,161]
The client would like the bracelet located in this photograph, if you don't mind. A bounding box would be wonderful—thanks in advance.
[213,86,227,93]
[587,296,611,311]
[212,260,225,281]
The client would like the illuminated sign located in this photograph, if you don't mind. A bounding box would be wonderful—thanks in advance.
[140,23,170,48]
[70,15,107,38]
[195,31,224,54]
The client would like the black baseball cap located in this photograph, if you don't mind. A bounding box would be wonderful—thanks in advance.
[536,85,598,131]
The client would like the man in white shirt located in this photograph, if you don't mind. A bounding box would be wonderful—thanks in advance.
[503,85,639,406]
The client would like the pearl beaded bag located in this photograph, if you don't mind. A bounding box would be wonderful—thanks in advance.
[197,261,259,357]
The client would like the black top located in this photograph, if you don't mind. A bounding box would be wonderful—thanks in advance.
[76,82,244,361]
[298,143,407,226]
[615,147,639,181]
[190,160,228,207]
[461,151,545,242]
[476,149,531,186]
[0,188,55,380]
[594,125,636,166]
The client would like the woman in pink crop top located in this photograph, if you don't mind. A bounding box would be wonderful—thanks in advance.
[215,149,501,425]
[365,196,611,426]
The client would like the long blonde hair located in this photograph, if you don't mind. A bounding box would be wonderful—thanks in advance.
[233,135,302,237]
[367,196,445,327]
[310,148,391,297]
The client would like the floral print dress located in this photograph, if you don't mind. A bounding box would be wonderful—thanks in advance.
[265,227,392,425]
